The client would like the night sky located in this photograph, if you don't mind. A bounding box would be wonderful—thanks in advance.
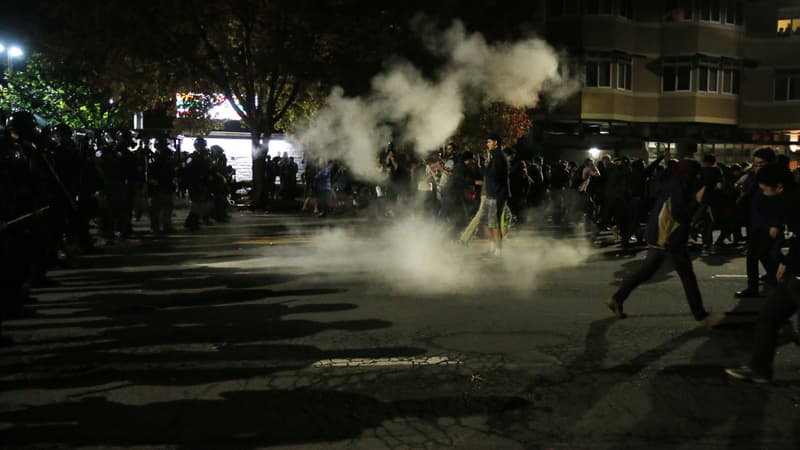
[1,1,35,50]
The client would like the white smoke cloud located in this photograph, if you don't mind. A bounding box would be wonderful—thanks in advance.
[206,216,590,296]
[295,19,578,181]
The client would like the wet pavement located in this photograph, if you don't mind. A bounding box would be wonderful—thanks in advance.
[1,211,799,449]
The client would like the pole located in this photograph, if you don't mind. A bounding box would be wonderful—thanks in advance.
[1,206,51,231]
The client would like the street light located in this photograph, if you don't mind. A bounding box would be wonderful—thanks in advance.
[0,44,24,73]
[7,46,23,72]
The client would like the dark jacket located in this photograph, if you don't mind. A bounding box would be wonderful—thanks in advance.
[482,149,509,202]
[773,189,799,272]
[604,161,631,199]
[644,178,700,249]
[743,171,784,229]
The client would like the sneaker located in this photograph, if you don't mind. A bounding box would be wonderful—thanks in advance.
[605,298,627,319]
[725,365,771,384]
[697,312,726,328]
[734,289,763,299]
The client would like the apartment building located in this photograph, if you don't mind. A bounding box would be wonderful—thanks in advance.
[532,0,800,166]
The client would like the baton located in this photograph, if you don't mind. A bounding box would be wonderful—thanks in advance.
[1,206,51,230]
[38,152,78,212]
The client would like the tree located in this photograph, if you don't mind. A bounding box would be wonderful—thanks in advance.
[0,53,135,129]
[455,102,533,150]
[152,0,406,204]
[30,0,544,197]
[33,0,405,205]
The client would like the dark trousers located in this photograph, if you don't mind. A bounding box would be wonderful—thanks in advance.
[149,192,174,232]
[749,277,800,378]
[612,247,709,321]
[602,195,633,247]
[747,228,778,291]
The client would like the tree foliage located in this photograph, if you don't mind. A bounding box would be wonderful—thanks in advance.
[0,53,133,129]
[455,102,533,149]
[32,0,405,202]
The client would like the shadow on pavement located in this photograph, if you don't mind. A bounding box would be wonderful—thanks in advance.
[0,388,527,449]
[3,232,528,448]
[490,315,800,449]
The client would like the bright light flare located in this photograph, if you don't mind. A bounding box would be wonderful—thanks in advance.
[588,147,601,158]
[8,46,23,58]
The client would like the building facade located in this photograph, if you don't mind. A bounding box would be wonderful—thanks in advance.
[532,0,800,166]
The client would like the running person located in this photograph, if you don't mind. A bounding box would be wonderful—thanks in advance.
[606,159,726,327]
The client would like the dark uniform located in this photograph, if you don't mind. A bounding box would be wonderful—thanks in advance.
[148,137,177,233]
[183,139,213,229]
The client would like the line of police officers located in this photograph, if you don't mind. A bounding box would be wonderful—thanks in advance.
[0,111,233,345]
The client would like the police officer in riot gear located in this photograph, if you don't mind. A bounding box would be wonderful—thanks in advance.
[148,135,177,233]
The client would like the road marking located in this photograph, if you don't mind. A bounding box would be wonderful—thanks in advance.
[312,355,460,368]
[712,274,747,279]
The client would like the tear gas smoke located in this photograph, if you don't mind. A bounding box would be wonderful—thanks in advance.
[296,19,579,181]
[237,19,588,296]
[209,216,590,297]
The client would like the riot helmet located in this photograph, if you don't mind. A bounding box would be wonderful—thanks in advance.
[5,111,40,142]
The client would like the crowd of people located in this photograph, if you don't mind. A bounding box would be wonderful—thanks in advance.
[301,137,799,256]
[0,111,242,344]
[299,136,799,384]
[2,109,800,384]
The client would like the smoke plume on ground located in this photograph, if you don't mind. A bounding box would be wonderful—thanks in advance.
[211,217,590,297]
[296,20,578,181]
[307,217,589,295]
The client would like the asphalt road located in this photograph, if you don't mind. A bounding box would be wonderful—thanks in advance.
[1,211,799,450]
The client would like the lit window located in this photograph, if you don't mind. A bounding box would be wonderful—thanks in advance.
[794,18,800,34]
[663,64,691,92]
[777,19,792,36]
[617,62,632,90]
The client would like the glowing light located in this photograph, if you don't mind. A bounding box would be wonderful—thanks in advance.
[8,46,23,58]
[0,44,5,53]
[181,136,302,182]
[588,147,601,158]
[176,93,247,121]
[791,145,799,152]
